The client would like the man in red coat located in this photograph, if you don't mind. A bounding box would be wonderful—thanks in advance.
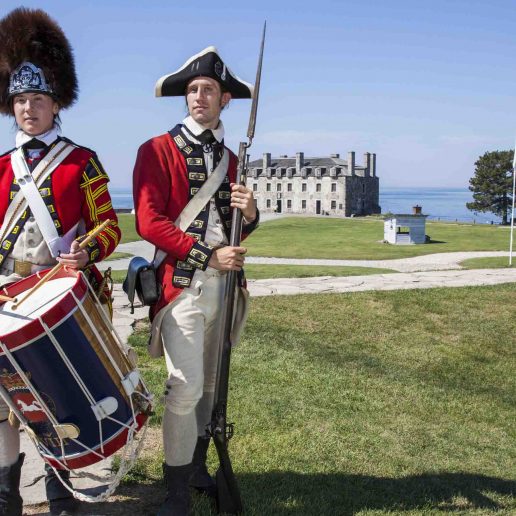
[133,46,258,514]
[0,8,120,516]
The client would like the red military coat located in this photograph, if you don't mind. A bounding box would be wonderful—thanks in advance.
[133,132,255,318]
[0,138,121,272]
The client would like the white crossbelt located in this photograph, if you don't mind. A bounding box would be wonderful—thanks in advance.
[8,141,78,257]
[153,148,229,268]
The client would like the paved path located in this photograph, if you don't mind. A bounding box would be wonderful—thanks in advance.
[243,251,509,272]
[248,268,516,296]
[99,239,510,273]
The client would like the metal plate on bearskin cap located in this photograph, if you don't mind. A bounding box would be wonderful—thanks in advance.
[0,7,78,115]
[9,62,52,97]
[155,46,254,99]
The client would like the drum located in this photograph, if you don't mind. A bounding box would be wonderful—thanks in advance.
[0,268,151,470]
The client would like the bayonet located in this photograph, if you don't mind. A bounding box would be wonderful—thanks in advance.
[247,21,266,143]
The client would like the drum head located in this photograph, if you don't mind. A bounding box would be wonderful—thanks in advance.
[0,277,76,334]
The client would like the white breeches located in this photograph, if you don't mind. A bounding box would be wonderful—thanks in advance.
[161,270,226,416]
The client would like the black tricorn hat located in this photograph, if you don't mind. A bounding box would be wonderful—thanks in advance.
[0,7,78,115]
[155,46,253,99]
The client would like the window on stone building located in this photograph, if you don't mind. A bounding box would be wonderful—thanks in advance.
[331,201,336,209]
[266,183,271,192]
[331,183,336,192]
[362,183,366,193]
[316,184,321,192]
[287,200,292,209]
[277,183,281,192]
[302,200,306,209]
[266,199,271,208]
[287,183,292,192]
[253,184,257,192]
[302,183,307,192]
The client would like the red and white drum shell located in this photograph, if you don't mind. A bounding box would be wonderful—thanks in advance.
[0,268,150,469]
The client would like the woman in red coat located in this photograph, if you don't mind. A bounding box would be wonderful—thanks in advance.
[0,9,120,515]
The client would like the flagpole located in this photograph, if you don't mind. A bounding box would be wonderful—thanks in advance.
[510,141,516,265]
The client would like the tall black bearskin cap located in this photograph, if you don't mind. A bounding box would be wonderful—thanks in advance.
[0,7,78,115]
[155,46,253,99]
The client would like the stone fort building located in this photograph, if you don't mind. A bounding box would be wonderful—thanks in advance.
[247,151,380,216]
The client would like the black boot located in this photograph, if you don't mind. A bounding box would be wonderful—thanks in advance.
[189,437,216,498]
[157,462,193,516]
[0,453,24,516]
[44,464,80,516]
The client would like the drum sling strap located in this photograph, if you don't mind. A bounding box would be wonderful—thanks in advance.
[8,142,77,258]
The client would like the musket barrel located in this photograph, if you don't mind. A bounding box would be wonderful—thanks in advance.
[211,23,266,515]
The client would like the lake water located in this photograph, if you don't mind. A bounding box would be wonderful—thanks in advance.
[379,187,499,224]
[111,187,500,224]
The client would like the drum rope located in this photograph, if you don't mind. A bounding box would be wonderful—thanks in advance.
[0,341,61,428]
[83,273,131,354]
[70,290,126,380]
[45,416,149,503]
[83,274,154,400]
[40,320,97,406]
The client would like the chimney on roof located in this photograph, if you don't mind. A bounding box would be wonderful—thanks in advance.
[413,205,422,215]
[296,152,304,173]
[262,152,271,170]
[347,151,355,176]
[363,152,371,176]
[330,153,340,159]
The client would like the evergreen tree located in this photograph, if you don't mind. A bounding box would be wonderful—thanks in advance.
[467,150,514,224]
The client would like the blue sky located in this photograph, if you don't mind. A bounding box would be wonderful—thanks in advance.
[0,0,515,188]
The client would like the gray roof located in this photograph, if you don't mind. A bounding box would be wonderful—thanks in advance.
[248,156,365,170]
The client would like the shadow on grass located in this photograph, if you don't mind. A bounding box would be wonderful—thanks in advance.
[239,471,515,514]
[86,471,515,515]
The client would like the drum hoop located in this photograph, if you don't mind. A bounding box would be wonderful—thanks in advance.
[38,413,143,462]
[42,415,149,503]
[0,269,88,350]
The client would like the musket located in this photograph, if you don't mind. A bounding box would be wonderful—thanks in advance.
[209,22,266,515]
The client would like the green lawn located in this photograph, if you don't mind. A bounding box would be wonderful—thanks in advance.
[244,217,511,259]
[104,252,133,261]
[125,284,516,515]
[117,213,139,244]
[460,257,516,269]
[109,269,127,284]
[115,214,510,261]
[107,265,396,285]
